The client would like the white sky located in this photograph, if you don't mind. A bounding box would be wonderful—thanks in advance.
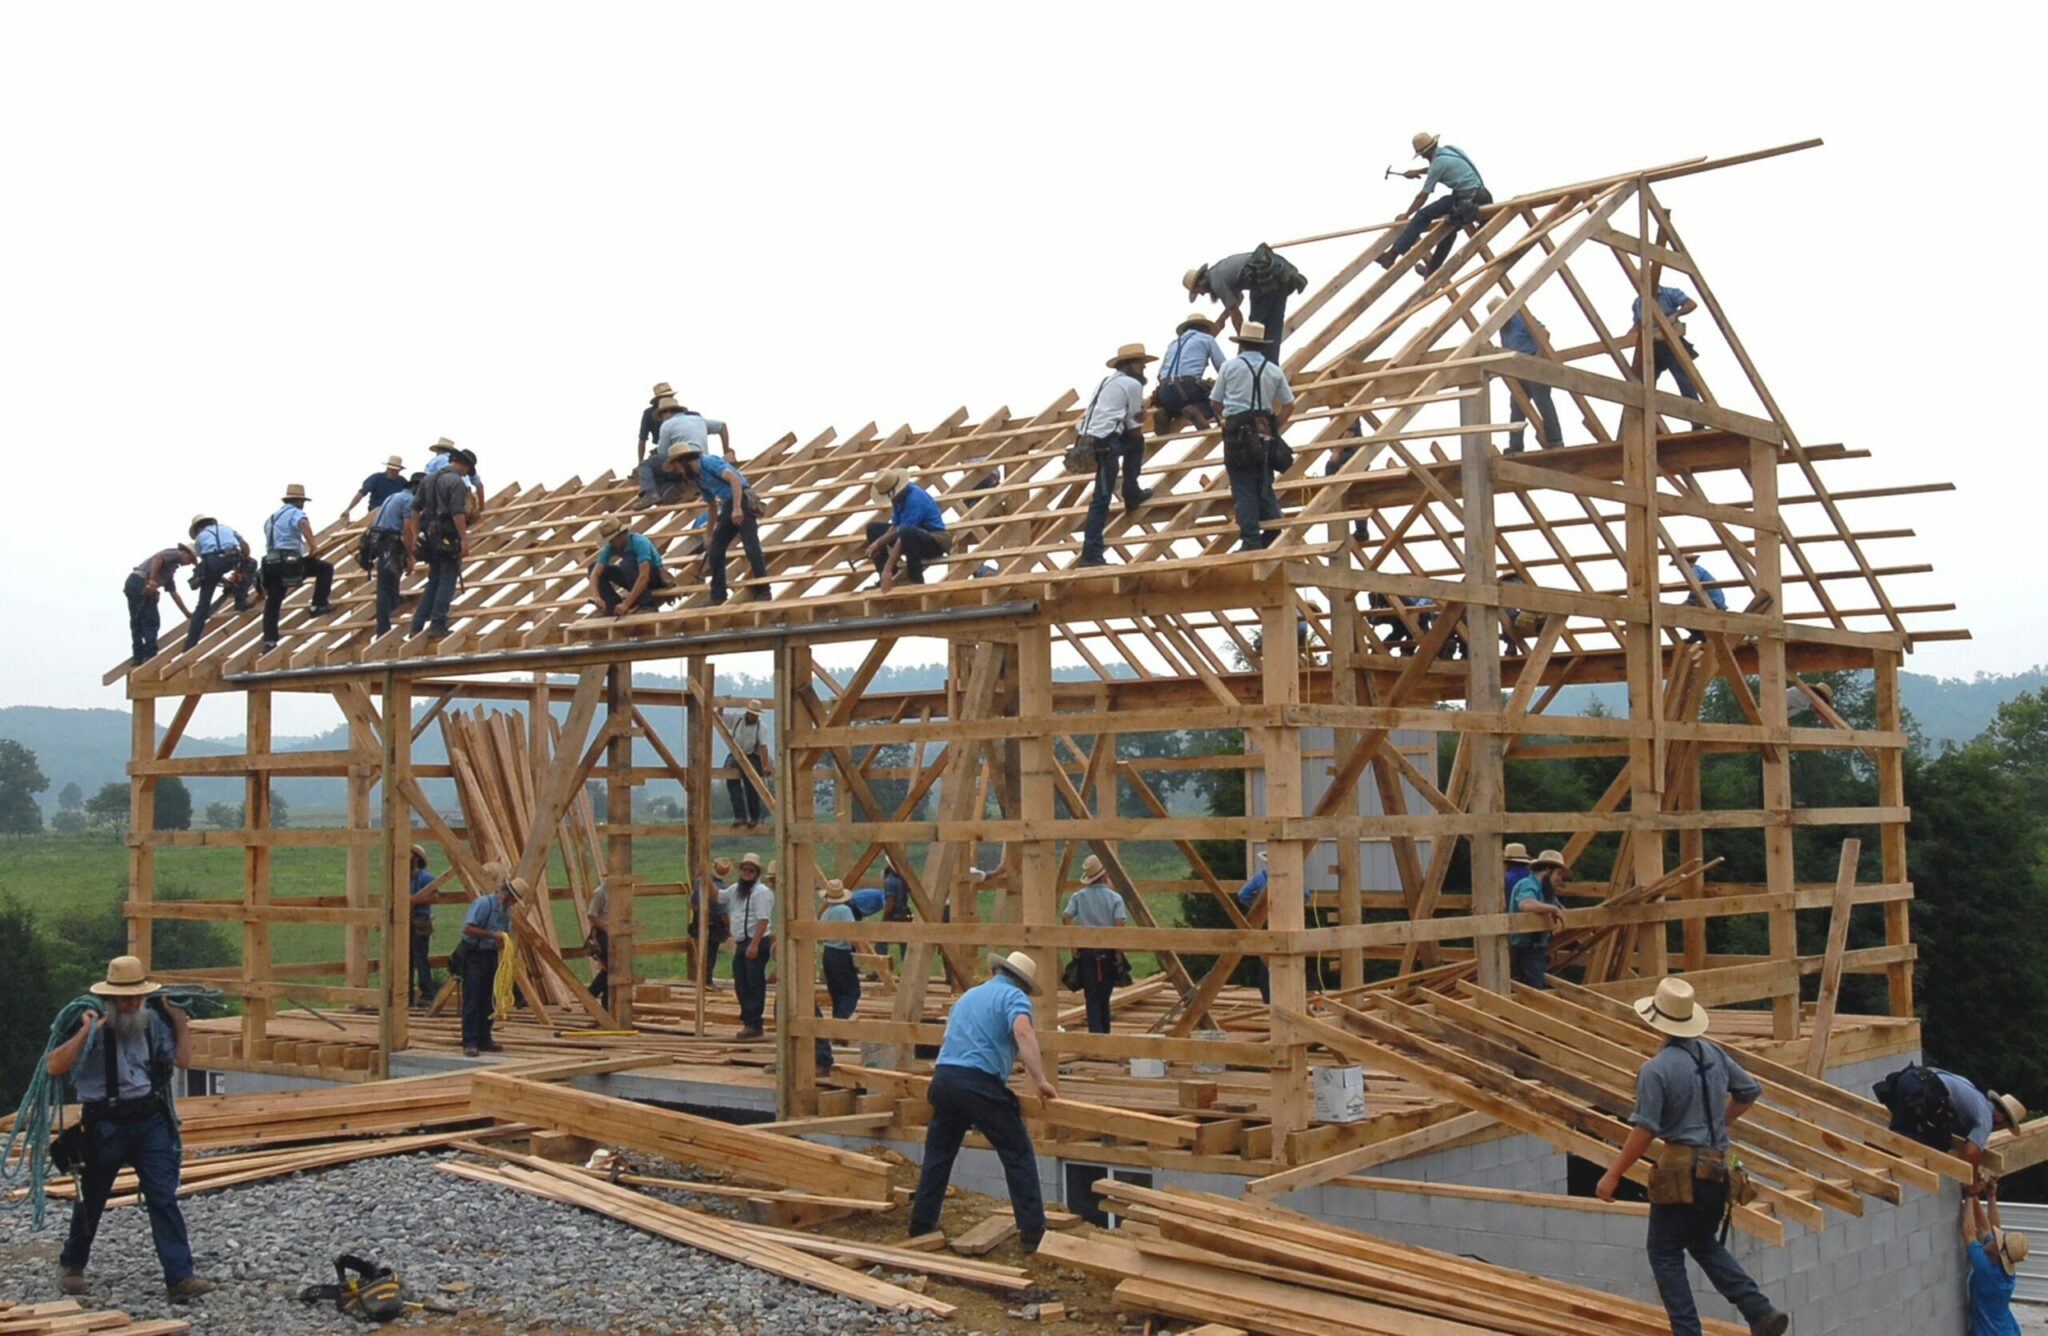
[2,2,2040,739]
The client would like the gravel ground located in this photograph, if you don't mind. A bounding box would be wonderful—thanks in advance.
[0,1152,946,1336]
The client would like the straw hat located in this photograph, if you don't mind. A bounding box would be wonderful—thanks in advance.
[739,852,763,872]
[409,844,428,864]
[987,950,1039,995]
[1503,842,1531,863]
[1995,1227,2031,1275]
[282,483,310,502]
[1105,342,1159,369]
[175,542,196,560]
[1993,1091,2029,1129]
[764,860,778,883]
[1412,130,1440,156]
[501,876,528,900]
[1232,321,1271,345]
[1809,681,1836,707]
[90,955,161,997]
[870,467,910,498]
[711,856,734,878]
[667,443,703,463]
[1182,266,1208,295]
[1080,855,1105,881]
[188,513,215,537]
[744,700,764,716]
[430,437,456,453]
[382,454,405,470]
[1633,977,1710,1038]
[1176,312,1216,334]
[821,878,850,905]
[598,516,629,539]
[651,382,673,397]
[1532,849,1568,871]
[654,396,682,414]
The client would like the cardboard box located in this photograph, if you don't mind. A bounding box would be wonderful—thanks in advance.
[1313,1065,1367,1123]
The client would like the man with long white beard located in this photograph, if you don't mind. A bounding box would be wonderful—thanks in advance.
[44,957,215,1300]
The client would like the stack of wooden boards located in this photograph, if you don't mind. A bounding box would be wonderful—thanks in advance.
[0,1301,187,1335]
[1043,1182,1749,1336]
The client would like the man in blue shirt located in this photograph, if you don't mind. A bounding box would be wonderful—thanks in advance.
[458,870,523,1057]
[341,454,412,520]
[907,952,1058,1251]
[656,398,733,461]
[1488,298,1563,451]
[1671,555,1729,644]
[1964,1178,2027,1336]
[124,544,195,664]
[1385,132,1491,277]
[407,844,439,1005]
[259,483,337,651]
[656,445,769,605]
[1155,313,1224,431]
[46,956,214,1299]
[1210,324,1296,552]
[183,514,256,650]
[866,467,953,588]
[363,475,422,637]
[1629,284,1703,402]
[819,878,861,1020]
[1877,1066,2025,1186]
[587,517,676,616]
[1063,855,1128,1035]
[1507,849,1570,990]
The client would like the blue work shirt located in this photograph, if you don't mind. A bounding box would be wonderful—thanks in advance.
[1631,285,1691,325]
[361,472,409,507]
[409,867,435,925]
[1214,352,1295,417]
[881,868,909,916]
[192,523,243,558]
[891,484,946,533]
[1500,313,1540,355]
[694,454,746,507]
[1235,868,1268,911]
[1504,864,1532,902]
[1686,561,1728,611]
[425,454,484,494]
[934,972,1034,1079]
[1508,874,1560,948]
[70,1010,177,1103]
[1421,145,1484,195]
[372,490,416,533]
[821,902,856,953]
[1629,1038,1762,1149]
[464,893,511,950]
[1967,1236,2021,1336]
[1161,328,1224,379]
[265,504,309,554]
[848,886,888,918]
[591,531,664,574]
[1939,1071,1999,1149]
[658,411,728,453]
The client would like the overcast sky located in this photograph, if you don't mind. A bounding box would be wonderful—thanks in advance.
[2,3,2038,739]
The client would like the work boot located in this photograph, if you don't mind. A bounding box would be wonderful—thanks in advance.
[736,1026,764,1040]
[1076,555,1109,568]
[462,1045,480,1058]
[307,602,336,617]
[260,640,279,652]
[1019,1231,1044,1254]
[1122,487,1152,509]
[1750,1313,1789,1336]
[481,1041,505,1053]
[166,1276,217,1300]
[57,1267,86,1295]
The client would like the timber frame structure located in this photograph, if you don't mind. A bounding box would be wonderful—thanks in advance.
[112,142,1960,1184]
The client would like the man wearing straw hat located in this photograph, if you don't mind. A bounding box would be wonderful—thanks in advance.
[406,844,440,1006]
[719,853,774,1039]
[46,956,215,1299]
[122,542,195,665]
[410,450,477,642]
[1596,976,1788,1336]
[183,512,258,650]
[819,879,862,1022]
[1211,322,1296,552]
[1385,132,1491,278]
[1183,244,1307,356]
[907,951,1059,1252]
[258,483,338,652]
[1155,313,1224,432]
[363,471,424,637]
[636,381,675,462]
[340,453,413,520]
[1074,343,1157,568]
[725,701,772,830]
[1964,1175,2028,1336]
[1506,848,1570,990]
[865,468,953,590]
[1063,854,1127,1034]
[457,869,523,1057]
[587,516,677,617]
[660,442,769,604]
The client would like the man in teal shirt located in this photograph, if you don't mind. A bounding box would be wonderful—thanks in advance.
[1507,848,1569,989]
[1384,132,1491,277]
[1964,1178,2026,1336]
[588,517,675,616]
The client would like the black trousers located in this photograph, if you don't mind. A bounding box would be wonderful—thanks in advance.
[588,924,610,1007]
[707,511,767,603]
[865,521,949,583]
[460,946,498,1050]
[1249,287,1289,357]
[409,927,435,1003]
[123,574,161,662]
[185,554,254,650]
[1076,948,1118,1034]
[261,555,334,643]
[733,934,771,1030]
[908,1064,1045,1244]
[726,747,768,825]
[1509,943,1552,990]
[822,946,861,1018]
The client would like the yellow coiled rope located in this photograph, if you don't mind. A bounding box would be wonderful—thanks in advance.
[491,932,520,1020]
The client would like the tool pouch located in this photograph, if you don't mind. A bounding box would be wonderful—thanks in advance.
[1646,1147,1696,1206]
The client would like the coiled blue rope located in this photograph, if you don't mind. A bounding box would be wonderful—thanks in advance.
[1,985,226,1229]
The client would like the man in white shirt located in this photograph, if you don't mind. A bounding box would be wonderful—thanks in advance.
[1077,342,1157,568]
[726,701,772,829]
[719,853,775,1039]
[1210,323,1297,551]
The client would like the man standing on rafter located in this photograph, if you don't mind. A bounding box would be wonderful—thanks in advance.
[1211,322,1295,552]
[636,381,674,463]
[1488,298,1564,451]
[1183,245,1307,357]
[1384,132,1491,278]
[1075,344,1156,568]
[1628,282,1703,401]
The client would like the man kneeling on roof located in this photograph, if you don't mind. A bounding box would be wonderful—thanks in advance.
[1597,976,1789,1336]
[587,516,677,617]
[1154,312,1223,432]
[866,468,951,590]
[907,951,1058,1252]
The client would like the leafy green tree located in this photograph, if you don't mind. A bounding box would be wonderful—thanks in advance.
[0,893,78,1109]
[0,740,48,837]
[51,810,87,835]
[57,782,83,811]
[204,801,242,829]
[53,882,233,979]
[270,792,291,830]
[153,776,193,831]
[84,782,129,832]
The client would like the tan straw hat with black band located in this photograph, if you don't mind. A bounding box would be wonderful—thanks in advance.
[1633,976,1710,1038]
[1503,842,1531,863]
[987,950,1039,995]
[821,878,850,904]
[1105,342,1159,369]
[91,955,161,997]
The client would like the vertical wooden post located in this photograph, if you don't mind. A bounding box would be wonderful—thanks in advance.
[1260,601,1311,1151]
[776,641,817,1116]
[344,697,372,991]
[1622,181,1670,986]
[127,697,157,965]
[1873,648,1914,1017]
[1331,588,1365,991]
[378,674,412,1069]
[242,689,274,1052]
[688,657,714,1035]
[1460,377,1508,992]
[1679,746,1707,970]
[1015,625,1059,1076]
[1751,437,1798,1038]
[605,664,636,1025]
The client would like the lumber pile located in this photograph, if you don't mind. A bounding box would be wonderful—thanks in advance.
[1045,1183,1748,1336]
[0,1300,188,1334]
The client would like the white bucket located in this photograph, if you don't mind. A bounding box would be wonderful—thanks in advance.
[1313,1065,1368,1123]
[1128,1057,1167,1079]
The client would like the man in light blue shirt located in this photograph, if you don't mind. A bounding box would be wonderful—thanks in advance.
[908,952,1057,1252]
[364,476,421,636]
[819,879,861,1019]
[587,516,675,616]
[655,399,733,459]
[183,514,256,650]
[866,467,953,587]
[1210,325,1296,552]
[259,483,336,651]
[1062,855,1127,1034]
[1385,132,1491,277]
[1671,555,1728,644]
[458,872,522,1056]
[1075,343,1157,567]
[1489,299,1564,452]
[1629,285,1703,401]
[1155,313,1223,430]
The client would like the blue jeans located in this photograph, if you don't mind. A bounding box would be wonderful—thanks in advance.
[62,1110,193,1284]
[1508,380,1563,450]
[1079,436,1144,563]
[908,1065,1046,1244]
[1225,455,1280,550]
[1509,943,1552,989]
[123,574,160,662]
[1389,187,1492,274]
[1653,341,1702,401]
[707,511,767,603]
[1646,1180,1774,1335]
[410,551,461,634]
